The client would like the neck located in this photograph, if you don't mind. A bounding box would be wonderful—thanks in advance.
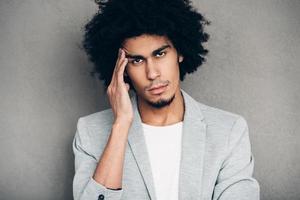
[136,88,185,126]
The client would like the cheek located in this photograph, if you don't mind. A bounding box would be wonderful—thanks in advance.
[126,68,146,88]
[159,58,180,77]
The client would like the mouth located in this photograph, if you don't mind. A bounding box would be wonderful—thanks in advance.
[148,84,168,95]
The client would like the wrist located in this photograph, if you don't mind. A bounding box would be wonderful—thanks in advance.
[111,121,131,139]
[113,118,132,128]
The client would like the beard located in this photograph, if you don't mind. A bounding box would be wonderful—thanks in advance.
[143,93,176,109]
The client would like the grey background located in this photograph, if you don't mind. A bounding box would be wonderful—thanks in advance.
[0,0,299,199]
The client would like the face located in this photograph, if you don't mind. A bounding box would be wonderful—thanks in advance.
[122,34,184,108]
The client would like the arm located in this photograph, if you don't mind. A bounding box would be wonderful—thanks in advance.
[72,117,130,200]
[92,121,131,189]
[73,49,132,200]
[212,117,260,200]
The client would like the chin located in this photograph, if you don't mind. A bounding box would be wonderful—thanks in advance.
[147,91,176,108]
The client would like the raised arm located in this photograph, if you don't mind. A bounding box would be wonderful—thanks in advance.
[73,49,133,200]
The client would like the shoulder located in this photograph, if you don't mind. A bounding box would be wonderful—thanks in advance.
[181,89,246,131]
[75,108,114,147]
[196,101,250,149]
[78,108,114,128]
[198,101,246,129]
[189,101,251,163]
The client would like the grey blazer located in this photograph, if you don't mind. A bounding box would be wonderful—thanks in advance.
[72,89,260,200]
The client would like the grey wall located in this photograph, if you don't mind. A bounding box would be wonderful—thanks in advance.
[0,0,299,200]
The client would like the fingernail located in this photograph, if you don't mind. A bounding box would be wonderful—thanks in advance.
[118,48,122,56]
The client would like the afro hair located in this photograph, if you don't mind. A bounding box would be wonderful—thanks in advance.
[82,0,210,91]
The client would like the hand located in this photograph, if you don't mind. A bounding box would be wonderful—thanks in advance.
[107,48,133,126]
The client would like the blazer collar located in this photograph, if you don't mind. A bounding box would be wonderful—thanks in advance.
[127,89,207,200]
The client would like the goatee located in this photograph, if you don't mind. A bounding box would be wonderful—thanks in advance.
[145,94,176,109]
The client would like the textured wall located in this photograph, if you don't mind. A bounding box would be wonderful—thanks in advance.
[0,0,299,199]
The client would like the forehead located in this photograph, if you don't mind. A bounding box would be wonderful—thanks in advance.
[122,34,173,54]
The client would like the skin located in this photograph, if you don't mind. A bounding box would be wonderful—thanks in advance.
[122,34,185,126]
[93,34,185,189]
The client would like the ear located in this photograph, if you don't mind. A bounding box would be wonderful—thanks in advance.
[179,55,184,63]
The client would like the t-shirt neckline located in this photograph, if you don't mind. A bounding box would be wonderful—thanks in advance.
[141,121,183,129]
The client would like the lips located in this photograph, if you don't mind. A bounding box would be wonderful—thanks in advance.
[148,84,168,91]
[148,84,168,95]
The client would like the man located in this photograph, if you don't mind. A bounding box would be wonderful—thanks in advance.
[72,0,260,199]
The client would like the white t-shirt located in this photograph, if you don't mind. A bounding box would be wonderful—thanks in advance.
[141,121,183,200]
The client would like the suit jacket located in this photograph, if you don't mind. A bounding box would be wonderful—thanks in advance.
[72,89,260,200]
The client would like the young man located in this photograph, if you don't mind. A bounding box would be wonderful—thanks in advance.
[72,0,260,199]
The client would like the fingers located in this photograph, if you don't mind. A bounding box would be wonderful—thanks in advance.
[110,48,128,87]
[110,49,123,83]
[117,53,128,83]
[114,49,124,74]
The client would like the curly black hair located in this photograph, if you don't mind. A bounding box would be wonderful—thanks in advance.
[82,0,210,92]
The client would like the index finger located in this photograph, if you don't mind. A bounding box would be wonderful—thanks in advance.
[116,50,128,82]
[111,48,126,82]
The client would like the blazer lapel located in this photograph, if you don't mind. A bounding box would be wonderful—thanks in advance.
[178,89,207,200]
[127,89,207,200]
[127,93,157,200]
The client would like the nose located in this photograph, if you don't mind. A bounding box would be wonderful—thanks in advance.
[145,58,160,80]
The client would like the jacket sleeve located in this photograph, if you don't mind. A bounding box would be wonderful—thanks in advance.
[212,116,260,200]
[72,117,123,200]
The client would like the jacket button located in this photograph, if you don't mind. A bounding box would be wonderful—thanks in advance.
[98,194,104,200]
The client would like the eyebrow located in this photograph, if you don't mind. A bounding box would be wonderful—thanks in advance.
[124,44,171,60]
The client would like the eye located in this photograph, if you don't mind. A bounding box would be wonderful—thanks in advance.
[130,58,144,65]
[155,51,166,57]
